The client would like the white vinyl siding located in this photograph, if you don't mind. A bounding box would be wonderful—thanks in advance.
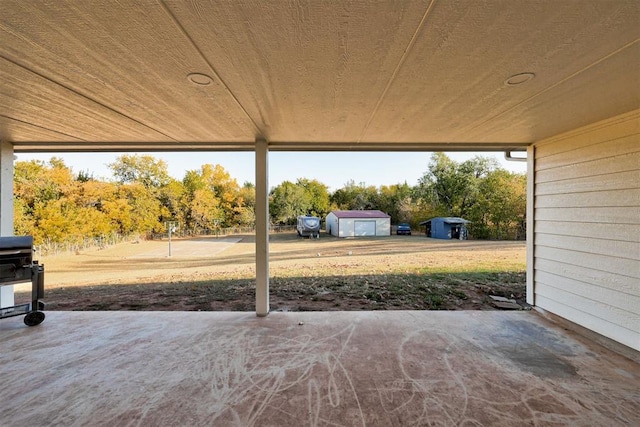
[532,109,640,351]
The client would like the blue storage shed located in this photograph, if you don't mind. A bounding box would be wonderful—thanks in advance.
[419,217,469,240]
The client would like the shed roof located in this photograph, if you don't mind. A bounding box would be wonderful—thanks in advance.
[330,210,390,219]
[419,217,470,225]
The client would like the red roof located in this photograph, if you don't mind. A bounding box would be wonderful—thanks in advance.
[330,210,390,219]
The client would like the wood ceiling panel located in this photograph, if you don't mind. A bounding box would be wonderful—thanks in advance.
[0,58,171,141]
[361,0,640,143]
[0,0,257,143]
[166,0,431,143]
[0,0,638,150]
[463,42,640,143]
[0,116,85,143]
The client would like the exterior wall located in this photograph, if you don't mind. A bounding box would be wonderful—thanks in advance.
[326,213,339,237]
[532,109,640,351]
[374,218,390,236]
[432,219,449,239]
[338,218,356,237]
[0,141,15,307]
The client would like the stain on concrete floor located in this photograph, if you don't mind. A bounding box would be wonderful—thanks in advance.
[1,311,638,426]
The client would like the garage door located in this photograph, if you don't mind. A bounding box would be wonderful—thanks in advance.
[354,220,375,236]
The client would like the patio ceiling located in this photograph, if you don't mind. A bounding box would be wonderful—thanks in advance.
[1,0,638,153]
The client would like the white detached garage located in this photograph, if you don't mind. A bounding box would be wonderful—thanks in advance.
[326,210,391,238]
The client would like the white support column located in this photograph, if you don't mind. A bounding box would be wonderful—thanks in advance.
[255,139,269,316]
[0,141,15,307]
[526,144,535,306]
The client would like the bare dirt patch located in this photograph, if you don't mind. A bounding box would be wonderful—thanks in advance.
[15,233,527,312]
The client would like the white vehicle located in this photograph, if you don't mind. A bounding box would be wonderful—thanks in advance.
[297,215,321,239]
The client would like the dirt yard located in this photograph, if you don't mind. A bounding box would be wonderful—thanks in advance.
[15,233,527,312]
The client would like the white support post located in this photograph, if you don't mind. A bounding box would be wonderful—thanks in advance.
[255,139,269,316]
[0,141,15,307]
[526,144,535,306]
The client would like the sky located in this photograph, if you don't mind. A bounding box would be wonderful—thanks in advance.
[15,151,527,191]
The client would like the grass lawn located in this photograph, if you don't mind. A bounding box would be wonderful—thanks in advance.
[15,233,526,312]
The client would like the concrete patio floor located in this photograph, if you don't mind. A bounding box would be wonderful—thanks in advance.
[1,311,638,426]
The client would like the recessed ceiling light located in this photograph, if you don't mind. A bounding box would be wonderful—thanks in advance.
[187,73,213,86]
[504,72,535,86]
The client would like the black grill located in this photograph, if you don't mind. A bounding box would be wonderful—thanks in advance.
[0,236,45,326]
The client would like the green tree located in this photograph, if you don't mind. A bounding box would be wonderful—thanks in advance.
[269,179,331,225]
[416,153,525,239]
[375,183,414,224]
[471,170,526,239]
[416,153,498,218]
[181,164,239,230]
[76,169,95,182]
[14,158,77,209]
[116,183,166,235]
[108,154,171,189]
[32,199,72,243]
[73,180,119,237]
[234,182,256,227]
[13,198,33,237]
[269,181,310,225]
[13,156,262,244]
[107,154,173,235]
[158,179,186,226]
[188,189,223,231]
[13,158,91,243]
[200,164,241,227]
[297,178,330,217]
[330,180,378,211]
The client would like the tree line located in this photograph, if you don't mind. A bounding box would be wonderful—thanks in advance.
[13,153,525,246]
